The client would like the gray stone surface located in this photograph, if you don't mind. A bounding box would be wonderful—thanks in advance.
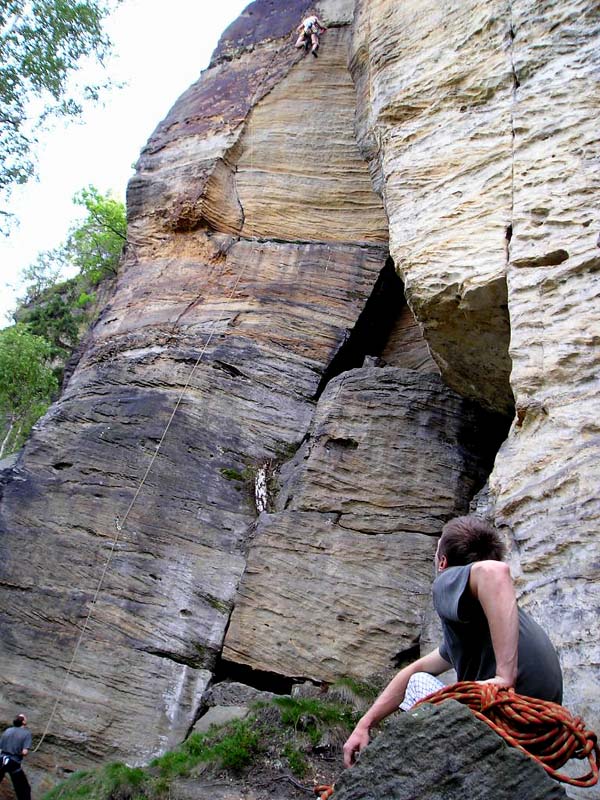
[204,681,277,707]
[193,706,248,733]
[0,1,597,797]
[334,701,567,800]
[350,0,600,776]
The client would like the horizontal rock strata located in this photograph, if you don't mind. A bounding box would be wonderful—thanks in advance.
[351,0,600,760]
[0,0,391,777]
[223,367,502,680]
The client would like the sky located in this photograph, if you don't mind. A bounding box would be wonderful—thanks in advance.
[0,0,250,325]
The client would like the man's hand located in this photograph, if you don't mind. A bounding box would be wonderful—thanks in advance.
[343,723,370,768]
[478,675,514,688]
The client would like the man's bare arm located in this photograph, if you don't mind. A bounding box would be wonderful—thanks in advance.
[469,560,518,687]
[342,648,450,767]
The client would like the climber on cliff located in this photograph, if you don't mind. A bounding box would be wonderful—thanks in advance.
[295,11,327,57]
[343,515,563,768]
[1,714,32,800]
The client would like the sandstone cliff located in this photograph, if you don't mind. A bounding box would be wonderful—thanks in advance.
[0,0,598,797]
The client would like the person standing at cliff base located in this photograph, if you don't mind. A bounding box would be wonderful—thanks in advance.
[1,714,32,800]
[295,11,327,57]
[343,516,563,767]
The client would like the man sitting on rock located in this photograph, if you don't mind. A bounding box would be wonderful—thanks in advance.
[343,515,563,767]
[295,11,327,57]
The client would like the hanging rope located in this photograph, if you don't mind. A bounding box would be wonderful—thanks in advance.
[32,261,249,754]
[415,682,600,788]
[31,28,300,754]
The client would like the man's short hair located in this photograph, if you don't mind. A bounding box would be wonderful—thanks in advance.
[438,516,506,566]
[13,714,26,727]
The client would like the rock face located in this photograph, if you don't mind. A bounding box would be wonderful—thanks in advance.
[334,701,567,800]
[0,0,598,796]
[348,3,600,783]
[223,367,501,681]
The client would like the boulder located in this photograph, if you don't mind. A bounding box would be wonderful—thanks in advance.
[334,701,567,800]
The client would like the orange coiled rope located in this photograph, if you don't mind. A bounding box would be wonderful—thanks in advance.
[415,681,599,787]
[314,785,334,800]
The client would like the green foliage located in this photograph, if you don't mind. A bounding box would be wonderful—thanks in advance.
[63,186,126,284]
[211,720,262,771]
[75,291,95,308]
[274,695,357,748]
[220,467,245,482]
[329,676,380,711]
[275,696,356,729]
[43,763,149,800]
[41,698,350,800]
[0,0,119,228]
[153,719,263,778]
[283,743,308,777]
[19,252,65,302]
[5,186,125,454]
[0,323,58,456]
[18,288,79,359]
[42,720,263,800]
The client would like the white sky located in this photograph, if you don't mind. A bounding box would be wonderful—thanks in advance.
[0,0,250,325]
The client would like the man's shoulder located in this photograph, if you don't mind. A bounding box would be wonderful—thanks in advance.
[433,564,472,589]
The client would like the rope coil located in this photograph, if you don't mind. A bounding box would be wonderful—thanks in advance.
[415,682,599,788]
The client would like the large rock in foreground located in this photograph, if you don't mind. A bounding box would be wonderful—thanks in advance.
[334,701,566,800]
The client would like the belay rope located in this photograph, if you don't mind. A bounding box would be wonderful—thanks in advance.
[312,682,599,799]
[415,682,600,788]
[31,30,296,755]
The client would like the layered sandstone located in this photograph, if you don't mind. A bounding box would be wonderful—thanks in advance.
[349,2,600,786]
[1,0,449,783]
[0,1,597,797]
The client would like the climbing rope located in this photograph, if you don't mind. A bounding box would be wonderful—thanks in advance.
[415,682,600,788]
[311,683,599,798]
[32,29,300,755]
[32,261,249,754]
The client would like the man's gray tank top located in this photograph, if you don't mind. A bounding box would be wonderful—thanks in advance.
[432,564,563,703]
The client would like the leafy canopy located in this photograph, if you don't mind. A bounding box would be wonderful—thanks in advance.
[0,323,58,456]
[0,0,119,229]
[65,185,126,283]
[15,185,125,358]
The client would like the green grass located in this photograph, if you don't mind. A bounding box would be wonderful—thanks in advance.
[43,763,149,800]
[274,696,357,748]
[43,719,263,800]
[42,697,353,800]
[283,743,308,777]
[152,718,262,777]
[328,676,380,711]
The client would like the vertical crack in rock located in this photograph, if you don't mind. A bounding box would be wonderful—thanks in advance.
[349,1,517,416]
[507,0,518,273]
[314,257,405,399]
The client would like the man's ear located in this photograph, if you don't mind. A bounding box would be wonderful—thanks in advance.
[438,554,448,571]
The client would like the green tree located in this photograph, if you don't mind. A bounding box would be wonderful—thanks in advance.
[63,185,126,283]
[0,323,58,457]
[15,186,125,367]
[0,0,120,229]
